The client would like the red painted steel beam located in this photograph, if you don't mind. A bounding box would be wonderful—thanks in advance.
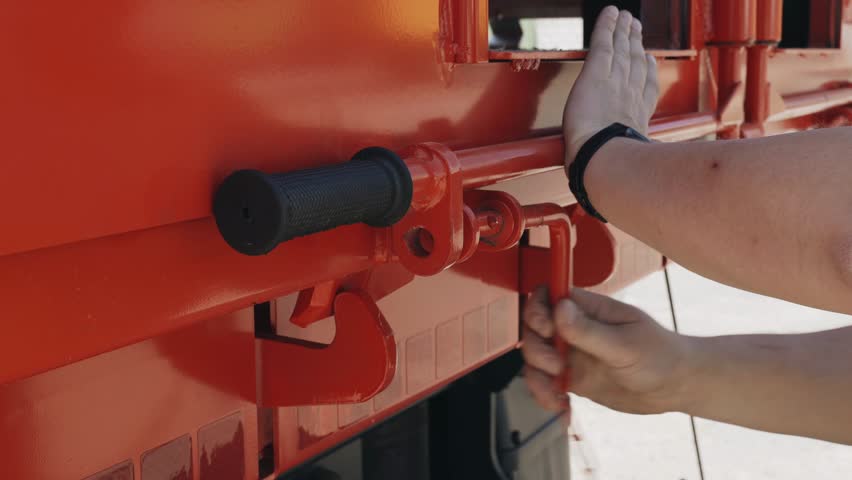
[648,112,719,141]
[489,49,698,61]
[771,86,852,121]
[455,136,566,188]
[419,112,725,192]
[0,220,380,385]
[745,45,771,126]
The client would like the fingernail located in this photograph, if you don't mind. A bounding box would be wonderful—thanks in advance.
[632,18,642,32]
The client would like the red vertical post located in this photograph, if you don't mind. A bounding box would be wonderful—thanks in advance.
[745,0,783,130]
[745,45,771,125]
[717,46,744,105]
[522,204,574,408]
[712,0,757,43]
[756,0,784,42]
[452,0,490,63]
[711,0,758,137]
[548,222,572,399]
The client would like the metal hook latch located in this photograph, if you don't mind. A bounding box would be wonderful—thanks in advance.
[258,289,396,406]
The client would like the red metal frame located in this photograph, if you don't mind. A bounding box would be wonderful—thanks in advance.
[2,1,851,478]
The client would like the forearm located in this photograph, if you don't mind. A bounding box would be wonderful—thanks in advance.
[678,327,852,444]
[585,127,852,313]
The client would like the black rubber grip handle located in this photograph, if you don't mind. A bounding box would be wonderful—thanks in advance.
[213,147,413,255]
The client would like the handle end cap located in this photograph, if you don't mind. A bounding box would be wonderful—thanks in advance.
[213,169,286,255]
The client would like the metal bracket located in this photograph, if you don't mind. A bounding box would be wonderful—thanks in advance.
[520,206,617,293]
[289,280,340,327]
[258,290,396,406]
[392,142,465,275]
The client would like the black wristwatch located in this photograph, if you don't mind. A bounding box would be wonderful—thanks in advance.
[568,122,650,223]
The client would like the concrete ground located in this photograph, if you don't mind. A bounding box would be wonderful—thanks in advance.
[569,264,852,480]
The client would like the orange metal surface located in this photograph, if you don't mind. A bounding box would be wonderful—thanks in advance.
[1,1,852,478]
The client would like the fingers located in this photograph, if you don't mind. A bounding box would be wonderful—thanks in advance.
[554,299,636,368]
[521,326,563,376]
[523,286,553,338]
[524,366,564,411]
[611,10,634,81]
[644,53,660,113]
[572,289,644,325]
[525,347,608,411]
[586,5,618,76]
[567,349,605,398]
[628,18,647,89]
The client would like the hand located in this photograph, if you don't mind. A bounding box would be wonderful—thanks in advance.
[563,7,659,163]
[521,287,693,415]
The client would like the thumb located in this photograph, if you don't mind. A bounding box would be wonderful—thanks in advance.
[554,300,635,368]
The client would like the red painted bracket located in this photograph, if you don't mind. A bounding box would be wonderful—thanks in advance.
[290,280,340,327]
[393,142,465,276]
[521,204,574,412]
[259,290,396,406]
[461,193,620,421]
[520,206,617,293]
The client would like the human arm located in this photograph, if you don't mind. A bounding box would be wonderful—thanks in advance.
[585,130,852,314]
[522,288,852,444]
[568,7,852,313]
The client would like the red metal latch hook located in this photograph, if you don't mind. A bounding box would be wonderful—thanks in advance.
[465,192,617,419]
[522,204,575,411]
[258,289,396,406]
[463,192,577,406]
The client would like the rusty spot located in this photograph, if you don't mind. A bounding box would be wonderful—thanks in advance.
[511,58,542,72]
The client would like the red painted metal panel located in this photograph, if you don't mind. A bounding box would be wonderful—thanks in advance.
[198,413,247,480]
[141,435,193,480]
[271,248,521,471]
[0,310,258,479]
